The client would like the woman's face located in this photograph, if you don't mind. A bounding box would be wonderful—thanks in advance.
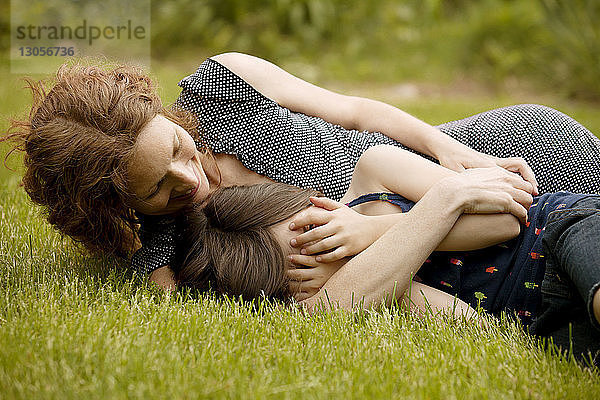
[127,115,211,215]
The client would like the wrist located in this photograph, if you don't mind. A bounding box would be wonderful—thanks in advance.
[427,177,469,215]
[423,128,452,159]
[427,133,472,162]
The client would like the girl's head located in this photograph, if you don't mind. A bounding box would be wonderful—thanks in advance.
[173,183,321,301]
[3,60,211,257]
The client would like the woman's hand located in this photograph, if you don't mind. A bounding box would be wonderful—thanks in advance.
[288,197,384,262]
[444,166,534,223]
[436,142,539,196]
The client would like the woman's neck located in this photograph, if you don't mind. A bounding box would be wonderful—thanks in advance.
[202,152,273,192]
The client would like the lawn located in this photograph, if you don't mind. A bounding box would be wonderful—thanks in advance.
[1,60,600,399]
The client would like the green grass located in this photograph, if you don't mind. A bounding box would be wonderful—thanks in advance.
[2,60,600,399]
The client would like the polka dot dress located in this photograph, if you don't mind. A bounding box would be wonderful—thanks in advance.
[130,58,600,274]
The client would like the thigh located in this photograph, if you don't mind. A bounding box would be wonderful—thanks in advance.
[531,197,600,363]
[437,104,600,194]
[542,196,600,320]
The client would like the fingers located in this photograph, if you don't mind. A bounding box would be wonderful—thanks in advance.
[309,196,344,211]
[287,266,314,281]
[294,292,312,302]
[314,248,347,263]
[287,265,323,301]
[470,166,534,208]
[491,190,529,224]
[287,279,312,301]
[300,236,341,255]
[288,254,323,267]
[494,168,534,209]
[497,157,539,195]
[505,184,533,210]
[289,207,332,231]
[291,224,335,248]
[497,166,534,195]
[506,195,529,225]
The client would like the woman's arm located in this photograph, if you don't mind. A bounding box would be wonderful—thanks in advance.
[210,52,537,191]
[149,266,177,290]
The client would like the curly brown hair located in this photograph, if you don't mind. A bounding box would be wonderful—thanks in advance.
[2,60,206,258]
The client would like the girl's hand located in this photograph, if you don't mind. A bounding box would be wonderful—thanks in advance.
[288,197,384,263]
[436,143,539,196]
[287,256,344,302]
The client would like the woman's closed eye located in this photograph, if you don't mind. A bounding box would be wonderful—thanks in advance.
[145,133,183,200]
[174,133,181,157]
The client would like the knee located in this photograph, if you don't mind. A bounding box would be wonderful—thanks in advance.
[516,104,587,132]
[512,104,564,123]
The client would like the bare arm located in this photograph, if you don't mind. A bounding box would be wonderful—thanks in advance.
[211,52,451,157]
[292,145,530,258]
[149,266,176,291]
[210,52,538,191]
[300,168,529,313]
[300,179,466,312]
[403,281,480,322]
[351,145,529,250]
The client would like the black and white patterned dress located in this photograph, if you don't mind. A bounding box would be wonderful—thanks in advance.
[131,58,600,274]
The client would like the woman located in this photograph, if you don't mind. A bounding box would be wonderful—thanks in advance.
[4,52,600,291]
[172,145,600,364]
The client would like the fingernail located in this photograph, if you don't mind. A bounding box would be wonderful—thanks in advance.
[300,248,307,255]
[289,222,295,230]
[290,239,297,247]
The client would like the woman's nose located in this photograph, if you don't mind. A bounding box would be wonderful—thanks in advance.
[170,162,197,194]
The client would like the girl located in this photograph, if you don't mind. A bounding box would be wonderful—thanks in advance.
[172,145,600,364]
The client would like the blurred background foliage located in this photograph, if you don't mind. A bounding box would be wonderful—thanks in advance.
[0,0,598,100]
[149,0,600,100]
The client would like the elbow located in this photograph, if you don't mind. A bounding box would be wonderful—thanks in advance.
[347,96,369,131]
[490,214,521,244]
[508,215,522,239]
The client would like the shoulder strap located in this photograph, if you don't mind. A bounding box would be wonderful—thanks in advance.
[346,192,415,212]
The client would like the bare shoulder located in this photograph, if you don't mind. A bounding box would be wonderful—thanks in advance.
[210,52,263,73]
[353,145,402,186]
[209,52,282,99]
[342,145,392,202]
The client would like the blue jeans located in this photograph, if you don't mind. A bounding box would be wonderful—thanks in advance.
[530,196,600,366]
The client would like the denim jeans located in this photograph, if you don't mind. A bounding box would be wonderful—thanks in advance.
[530,196,600,366]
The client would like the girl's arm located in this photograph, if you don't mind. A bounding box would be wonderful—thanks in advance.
[299,171,519,312]
[210,52,537,191]
[292,145,531,259]
[403,281,480,323]
[350,145,528,250]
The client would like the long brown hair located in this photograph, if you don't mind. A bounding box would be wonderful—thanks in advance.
[2,59,206,257]
[173,183,322,301]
